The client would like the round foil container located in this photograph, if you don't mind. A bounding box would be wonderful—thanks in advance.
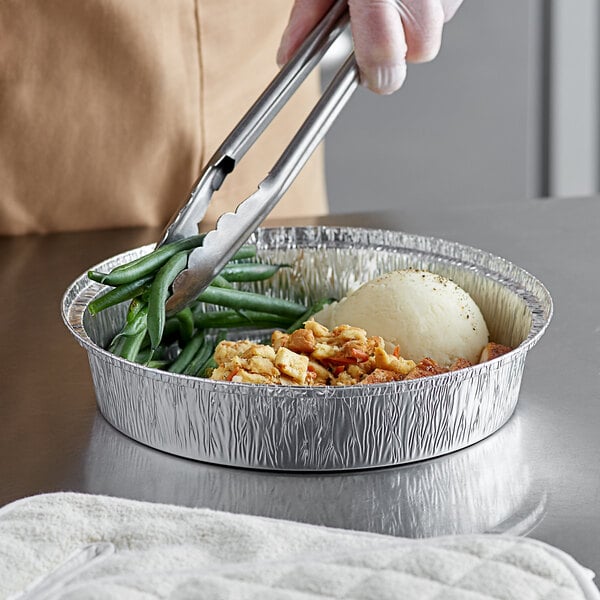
[62,227,552,471]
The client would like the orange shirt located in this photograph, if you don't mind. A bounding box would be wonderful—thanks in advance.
[0,0,326,235]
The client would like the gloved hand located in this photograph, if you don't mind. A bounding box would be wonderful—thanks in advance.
[277,0,463,95]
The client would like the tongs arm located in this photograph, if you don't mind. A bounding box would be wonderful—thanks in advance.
[164,0,359,314]
[159,0,351,246]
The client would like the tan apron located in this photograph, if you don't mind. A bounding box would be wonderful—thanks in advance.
[0,0,327,236]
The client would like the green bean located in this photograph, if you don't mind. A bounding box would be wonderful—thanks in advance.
[147,251,189,349]
[135,347,154,365]
[168,332,206,374]
[108,301,147,351]
[126,298,146,323]
[196,331,227,378]
[137,344,174,364]
[147,316,181,350]
[193,309,293,329]
[147,360,171,370]
[183,338,215,376]
[197,286,305,318]
[210,274,234,289]
[87,270,110,284]
[118,328,148,362]
[88,234,204,286]
[286,297,336,333]
[230,245,257,261]
[175,307,194,343]
[113,304,149,339]
[163,317,180,339]
[220,263,289,282]
[108,334,127,356]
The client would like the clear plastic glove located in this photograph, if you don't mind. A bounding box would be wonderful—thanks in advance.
[277,0,463,95]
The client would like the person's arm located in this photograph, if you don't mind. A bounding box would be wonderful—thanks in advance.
[277,0,463,95]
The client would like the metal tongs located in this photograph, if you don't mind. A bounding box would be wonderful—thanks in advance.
[159,0,358,314]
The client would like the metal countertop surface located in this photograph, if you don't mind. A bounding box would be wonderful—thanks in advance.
[1,196,599,577]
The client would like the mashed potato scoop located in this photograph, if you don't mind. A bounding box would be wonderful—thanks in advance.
[314,269,489,366]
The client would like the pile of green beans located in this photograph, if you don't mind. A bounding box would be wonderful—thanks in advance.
[87,238,332,377]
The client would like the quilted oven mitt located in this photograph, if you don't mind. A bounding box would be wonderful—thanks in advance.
[0,492,598,599]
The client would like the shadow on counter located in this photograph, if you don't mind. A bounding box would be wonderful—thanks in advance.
[81,412,547,539]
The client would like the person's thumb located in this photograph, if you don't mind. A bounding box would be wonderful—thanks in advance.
[277,0,335,67]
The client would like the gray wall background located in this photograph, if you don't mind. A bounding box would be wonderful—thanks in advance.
[322,0,598,214]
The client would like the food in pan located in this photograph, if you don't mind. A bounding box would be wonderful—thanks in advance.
[88,239,511,383]
[209,320,510,386]
[312,269,489,366]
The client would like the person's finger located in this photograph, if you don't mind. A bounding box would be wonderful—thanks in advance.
[397,0,446,63]
[277,0,336,66]
[400,0,464,63]
[348,0,408,94]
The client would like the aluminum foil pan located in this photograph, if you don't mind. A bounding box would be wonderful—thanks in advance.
[62,227,552,471]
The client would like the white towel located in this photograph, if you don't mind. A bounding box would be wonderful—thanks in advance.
[0,492,597,599]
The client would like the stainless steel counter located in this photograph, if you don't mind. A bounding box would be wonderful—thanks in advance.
[1,196,599,577]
